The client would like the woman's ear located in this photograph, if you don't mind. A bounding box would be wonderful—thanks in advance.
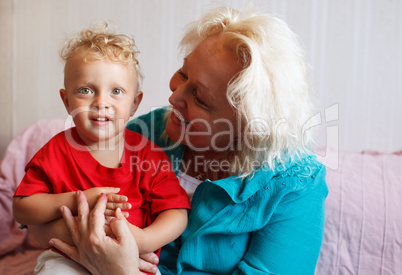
[60,89,71,114]
[130,91,143,116]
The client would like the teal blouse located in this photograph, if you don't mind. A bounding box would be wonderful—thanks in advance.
[127,108,328,275]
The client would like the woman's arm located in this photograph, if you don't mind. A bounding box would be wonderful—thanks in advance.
[128,208,188,253]
[29,218,74,246]
[232,185,326,274]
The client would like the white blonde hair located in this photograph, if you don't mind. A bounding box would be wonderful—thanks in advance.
[180,7,316,176]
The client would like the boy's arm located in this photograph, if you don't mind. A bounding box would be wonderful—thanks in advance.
[127,208,188,254]
[13,192,76,225]
[13,187,125,225]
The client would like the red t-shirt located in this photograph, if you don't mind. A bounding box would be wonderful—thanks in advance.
[15,127,191,228]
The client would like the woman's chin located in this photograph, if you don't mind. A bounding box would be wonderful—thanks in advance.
[166,115,214,150]
[165,119,182,143]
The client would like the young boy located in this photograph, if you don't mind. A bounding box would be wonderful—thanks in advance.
[13,23,190,275]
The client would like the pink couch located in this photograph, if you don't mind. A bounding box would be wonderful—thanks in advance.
[0,119,65,274]
[1,120,401,274]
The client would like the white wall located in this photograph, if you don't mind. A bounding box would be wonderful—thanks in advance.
[1,0,401,158]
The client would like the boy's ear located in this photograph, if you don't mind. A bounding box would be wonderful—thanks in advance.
[130,91,143,116]
[59,89,71,114]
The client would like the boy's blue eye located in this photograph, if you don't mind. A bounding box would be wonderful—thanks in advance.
[111,89,122,95]
[79,88,92,94]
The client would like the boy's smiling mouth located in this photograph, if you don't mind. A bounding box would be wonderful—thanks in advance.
[94,117,109,121]
[91,115,111,125]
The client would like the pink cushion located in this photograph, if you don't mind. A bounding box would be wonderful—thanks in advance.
[0,119,66,256]
[316,148,402,274]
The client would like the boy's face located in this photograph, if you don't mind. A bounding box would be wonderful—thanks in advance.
[60,54,142,146]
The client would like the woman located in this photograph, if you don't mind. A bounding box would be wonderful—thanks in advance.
[32,6,327,274]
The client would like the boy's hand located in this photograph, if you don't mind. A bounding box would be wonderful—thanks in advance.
[105,193,132,222]
[83,187,131,223]
[83,187,120,208]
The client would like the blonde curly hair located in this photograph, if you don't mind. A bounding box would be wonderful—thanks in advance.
[60,22,143,89]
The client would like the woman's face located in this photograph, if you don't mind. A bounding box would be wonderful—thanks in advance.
[166,35,243,153]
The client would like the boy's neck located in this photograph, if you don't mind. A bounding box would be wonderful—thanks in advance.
[88,142,125,169]
[83,133,126,169]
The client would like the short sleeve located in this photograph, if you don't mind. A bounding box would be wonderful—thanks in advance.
[148,162,191,215]
[14,157,52,197]
[135,141,191,224]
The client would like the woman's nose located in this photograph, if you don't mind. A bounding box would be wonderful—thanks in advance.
[169,74,186,108]
[169,73,178,93]
[168,86,187,109]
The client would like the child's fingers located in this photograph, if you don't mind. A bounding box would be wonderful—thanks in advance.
[101,187,121,194]
[139,252,159,273]
[105,209,114,217]
[106,193,128,202]
[106,201,132,210]
[105,209,129,218]
[105,215,112,225]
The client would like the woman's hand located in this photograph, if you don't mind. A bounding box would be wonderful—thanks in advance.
[49,190,141,275]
